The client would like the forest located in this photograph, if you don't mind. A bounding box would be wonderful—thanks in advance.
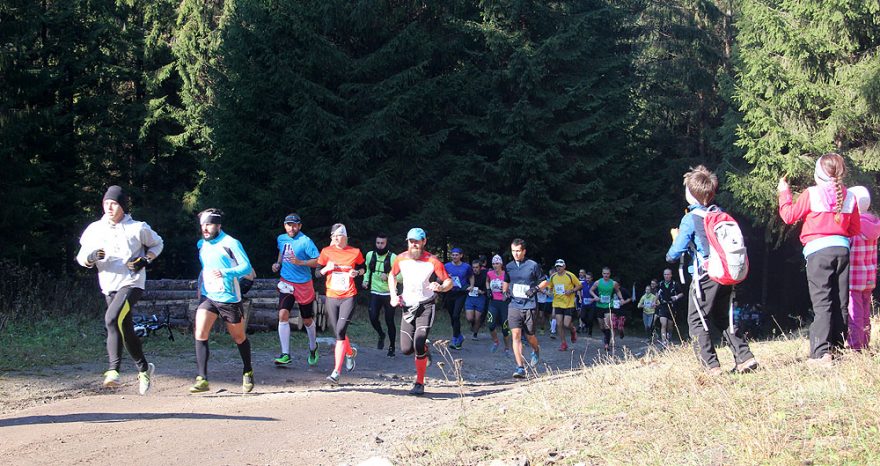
[2,0,879,318]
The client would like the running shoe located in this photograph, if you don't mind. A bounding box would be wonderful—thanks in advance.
[242,370,254,393]
[490,341,500,353]
[409,383,425,396]
[387,347,395,358]
[189,376,209,393]
[559,342,568,352]
[326,370,340,385]
[449,335,462,350]
[102,370,121,388]
[137,363,155,395]
[550,330,557,339]
[308,348,319,366]
[571,327,577,342]
[377,332,385,350]
[504,348,511,356]
[274,353,292,365]
[345,347,358,372]
[529,350,539,368]
[512,366,526,379]
[472,332,478,341]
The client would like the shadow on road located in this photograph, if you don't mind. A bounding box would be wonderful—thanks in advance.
[0,412,277,427]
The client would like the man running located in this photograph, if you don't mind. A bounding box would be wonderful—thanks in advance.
[317,224,366,384]
[549,259,582,351]
[362,233,398,357]
[76,185,162,395]
[389,228,453,396]
[272,213,320,367]
[589,266,627,351]
[657,268,684,345]
[578,271,596,336]
[444,247,473,350]
[190,208,255,394]
[465,259,489,340]
[504,239,549,378]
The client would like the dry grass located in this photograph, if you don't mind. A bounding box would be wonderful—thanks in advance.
[396,323,880,465]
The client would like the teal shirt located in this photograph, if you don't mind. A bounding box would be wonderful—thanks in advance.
[363,250,397,295]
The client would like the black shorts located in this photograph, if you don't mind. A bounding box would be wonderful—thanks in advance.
[553,307,577,318]
[278,293,315,318]
[507,307,536,335]
[657,303,673,319]
[538,301,553,315]
[198,298,244,324]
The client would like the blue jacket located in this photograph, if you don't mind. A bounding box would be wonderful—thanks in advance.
[666,204,712,263]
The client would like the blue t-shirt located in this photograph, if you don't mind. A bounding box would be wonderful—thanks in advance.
[444,262,473,291]
[277,232,319,283]
[503,259,543,309]
[198,231,253,303]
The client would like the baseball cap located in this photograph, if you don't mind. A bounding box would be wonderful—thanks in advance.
[451,247,463,254]
[284,213,302,224]
[406,227,426,241]
[491,254,503,265]
[554,259,566,267]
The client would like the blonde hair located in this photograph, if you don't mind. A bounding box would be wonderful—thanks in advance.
[819,153,847,223]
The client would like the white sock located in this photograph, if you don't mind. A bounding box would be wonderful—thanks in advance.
[550,320,557,333]
[278,321,290,354]
[305,321,317,351]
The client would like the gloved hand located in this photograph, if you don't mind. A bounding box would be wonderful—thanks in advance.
[126,255,150,271]
[526,287,538,298]
[87,249,105,264]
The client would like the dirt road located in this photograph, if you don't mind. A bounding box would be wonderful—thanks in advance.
[0,332,650,465]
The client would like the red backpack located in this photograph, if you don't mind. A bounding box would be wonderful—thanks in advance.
[691,207,749,285]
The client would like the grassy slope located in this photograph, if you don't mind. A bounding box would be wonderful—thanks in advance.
[397,335,880,465]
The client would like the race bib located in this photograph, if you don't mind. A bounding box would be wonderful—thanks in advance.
[204,271,225,293]
[490,279,503,292]
[554,284,566,296]
[468,288,479,297]
[330,272,350,291]
[512,283,529,299]
[612,299,621,309]
[277,280,294,294]
[600,295,611,304]
[452,276,462,288]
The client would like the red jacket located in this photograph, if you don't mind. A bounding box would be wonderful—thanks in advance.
[850,213,880,292]
[779,186,861,245]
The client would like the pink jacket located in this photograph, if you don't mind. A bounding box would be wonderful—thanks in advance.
[850,212,880,292]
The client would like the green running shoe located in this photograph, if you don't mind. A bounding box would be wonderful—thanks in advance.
[308,348,319,366]
[138,363,155,395]
[242,370,254,394]
[189,376,209,394]
[274,353,292,365]
[102,370,121,388]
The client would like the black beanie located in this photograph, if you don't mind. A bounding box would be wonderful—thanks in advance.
[103,185,128,212]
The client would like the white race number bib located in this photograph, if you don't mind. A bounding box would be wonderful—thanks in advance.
[330,272,350,292]
[554,284,566,296]
[512,283,530,299]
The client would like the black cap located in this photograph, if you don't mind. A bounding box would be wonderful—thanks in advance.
[103,185,128,212]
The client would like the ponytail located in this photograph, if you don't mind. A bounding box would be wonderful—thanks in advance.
[833,177,843,223]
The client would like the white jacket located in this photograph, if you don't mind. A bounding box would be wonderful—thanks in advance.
[76,214,164,295]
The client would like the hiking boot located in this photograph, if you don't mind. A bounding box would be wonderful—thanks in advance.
[512,366,526,379]
[326,370,340,385]
[274,353,292,365]
[242,370,254,393]
[308,348,319,366]
[377,332,385,350]
[735,358,759,374]
[189,376,209,393]
[529,350,539,368]
[806,353,834,368]
[138,363,155,395]
[559,342,568,352]
[409,383,425,396]
[345,347,358,372]
[102,370,121,388]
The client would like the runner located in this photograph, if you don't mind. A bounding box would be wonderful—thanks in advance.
[362,233,398,357]
[316,224,366,384]
[486,254,511,354]
[637,284,659,338]
[271,213,320,367]
[549,259,582,351]
[190,208,255,394]
[504,239,549,378]
[444,247,473,350]
[536,269,554,335]
[388,228,453,395]
[578,271,596,336]
[589,267,627,351]
[76,185,163,395]
[656,268,684,345]
[465,259,489,340]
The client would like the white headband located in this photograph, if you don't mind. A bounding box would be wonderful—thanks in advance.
[814,158,832,185]
[331,224,347,237]
[199,212,222,225]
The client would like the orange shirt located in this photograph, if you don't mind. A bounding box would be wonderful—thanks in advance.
[317,246,365,299]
